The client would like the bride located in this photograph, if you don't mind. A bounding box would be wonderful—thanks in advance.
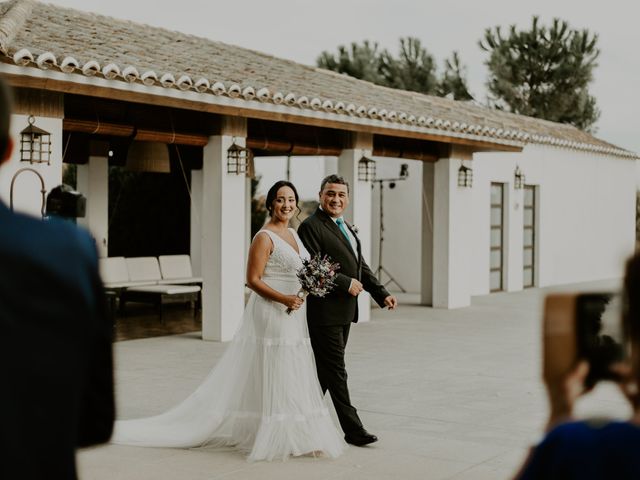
[111,180,347,461]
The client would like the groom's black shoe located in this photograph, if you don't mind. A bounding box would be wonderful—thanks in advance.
[344,429,378,446]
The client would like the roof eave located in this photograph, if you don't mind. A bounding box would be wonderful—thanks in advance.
[0,62,524,153]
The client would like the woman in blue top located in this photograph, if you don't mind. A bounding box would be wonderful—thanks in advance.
[515,253,640,480]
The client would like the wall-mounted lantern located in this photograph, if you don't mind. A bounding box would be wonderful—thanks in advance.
[358,154,377,182]
[457,162,473,188]
[20,115,51,165]
[227,138,252,175]
[514,165,525,189]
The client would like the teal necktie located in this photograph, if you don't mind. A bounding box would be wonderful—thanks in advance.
[336,217,351,244]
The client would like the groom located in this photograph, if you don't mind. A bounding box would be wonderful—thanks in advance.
[298,174,397,446]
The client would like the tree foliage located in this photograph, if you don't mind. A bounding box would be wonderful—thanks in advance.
[480,16,600,131]
[317,40,386,85]
[317,37,473,100]
[380,37,438,94]
[437,51,474,100]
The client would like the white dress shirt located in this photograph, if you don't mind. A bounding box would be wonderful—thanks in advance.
[319,207,358,254]
[333,216,358,255]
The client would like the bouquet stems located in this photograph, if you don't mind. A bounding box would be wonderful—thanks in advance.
[286,289,308,315]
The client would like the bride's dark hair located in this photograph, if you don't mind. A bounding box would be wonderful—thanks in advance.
[265,180,300,216]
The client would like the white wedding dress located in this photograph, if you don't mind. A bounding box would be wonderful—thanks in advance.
[111,229,347,461]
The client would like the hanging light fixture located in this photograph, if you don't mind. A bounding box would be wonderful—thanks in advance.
[358,154,376,182]
[514,165,525,189]
[227,138,252,175]
[125,141,170,173]
[457,162,473,188]
[20,115,52,165]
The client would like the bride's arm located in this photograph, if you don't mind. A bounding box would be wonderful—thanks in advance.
[246,232,304,311]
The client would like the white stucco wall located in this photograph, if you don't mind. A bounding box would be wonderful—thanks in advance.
[516,144,635,288]
[370,158,423,293]
[0,114,63,217]
[375,144,636,297]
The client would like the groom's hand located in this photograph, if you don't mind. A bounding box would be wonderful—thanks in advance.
[384,296,398,310]
[348,279,364,296]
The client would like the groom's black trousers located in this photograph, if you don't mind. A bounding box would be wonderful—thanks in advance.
[308,323,364,435]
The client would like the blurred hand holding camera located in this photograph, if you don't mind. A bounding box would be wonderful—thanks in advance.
[610,362,640,410]
[514,254,640,479]
[545,360,591,432]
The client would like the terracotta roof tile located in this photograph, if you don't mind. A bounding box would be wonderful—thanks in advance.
[0,0,635,158]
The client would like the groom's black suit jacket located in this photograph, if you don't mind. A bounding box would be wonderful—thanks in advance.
[298,208,390,325]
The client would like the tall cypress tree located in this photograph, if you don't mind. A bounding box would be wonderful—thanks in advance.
[480,17,600,131]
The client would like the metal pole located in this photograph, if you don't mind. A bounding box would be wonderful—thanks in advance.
[286,155,291,181]
[377,181,384,281]
[374,178,407,292]
[10,167,47,218]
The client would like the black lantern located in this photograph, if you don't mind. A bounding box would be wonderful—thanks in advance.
[358,155,376,182]
[226,138,252,175]
[457,163,473,188]
[514,165,525,189]
[20,115,51,165]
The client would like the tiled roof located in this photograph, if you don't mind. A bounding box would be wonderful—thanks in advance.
[0,0,636,159]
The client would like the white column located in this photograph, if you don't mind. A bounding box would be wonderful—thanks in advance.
[190,169,202,277]
[432,152,474,308]
[338,143,373,323]
[421,162,435,305]
[201,131,247,341]
[76,155,109,257]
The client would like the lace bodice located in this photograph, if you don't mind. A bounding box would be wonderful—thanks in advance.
[258,229,310,279]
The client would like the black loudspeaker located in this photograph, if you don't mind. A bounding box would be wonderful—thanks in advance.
[46,184,86,218]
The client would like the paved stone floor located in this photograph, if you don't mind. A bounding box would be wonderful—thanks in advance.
[79,280,631,479]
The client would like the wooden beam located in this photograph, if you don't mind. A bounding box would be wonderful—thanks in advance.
[12,87,63,118]
[5,73,522,153]
[344,132,373,150]
[63,118,209,146]
[246,137,341,156]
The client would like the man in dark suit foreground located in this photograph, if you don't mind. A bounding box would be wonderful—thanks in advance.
[298,174,398,446]
[0,77,115,479]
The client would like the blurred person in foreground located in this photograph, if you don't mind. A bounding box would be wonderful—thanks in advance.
[515,253,640,479]
[0,77,114,479]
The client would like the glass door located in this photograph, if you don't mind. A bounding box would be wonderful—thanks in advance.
[490,183,505,292]
[523,185,536,288]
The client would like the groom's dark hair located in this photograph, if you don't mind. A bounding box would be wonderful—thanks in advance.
[320,174,349,194]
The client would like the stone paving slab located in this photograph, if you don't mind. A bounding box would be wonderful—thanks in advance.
[78,279,629,479]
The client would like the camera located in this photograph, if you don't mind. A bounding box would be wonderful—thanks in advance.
[46,184,86,219]
[543,292,626,389]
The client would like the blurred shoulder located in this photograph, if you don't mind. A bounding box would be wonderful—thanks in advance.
[28,216,98,267]
[544,419,640,447]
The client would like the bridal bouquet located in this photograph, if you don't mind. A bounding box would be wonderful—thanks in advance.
[286,254,340,314]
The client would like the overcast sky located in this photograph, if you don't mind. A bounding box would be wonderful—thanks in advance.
[47,0,640,156]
